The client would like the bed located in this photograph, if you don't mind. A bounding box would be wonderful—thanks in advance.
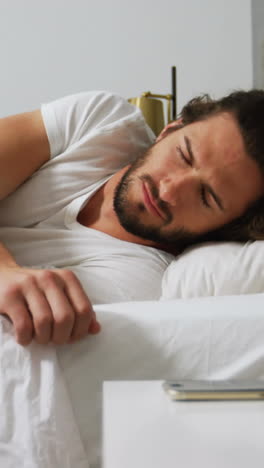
[1,239,264,468]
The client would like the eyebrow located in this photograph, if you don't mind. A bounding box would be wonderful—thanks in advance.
[184,135,225,212]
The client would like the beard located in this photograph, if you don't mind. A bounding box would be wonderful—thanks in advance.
[113,143,200,248]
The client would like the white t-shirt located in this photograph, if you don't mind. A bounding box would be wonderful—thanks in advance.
[0,91,174,304]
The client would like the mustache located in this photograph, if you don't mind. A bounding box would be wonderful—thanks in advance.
[138,174,172,224]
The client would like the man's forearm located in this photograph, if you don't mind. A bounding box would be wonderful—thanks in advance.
[0,242,19,269]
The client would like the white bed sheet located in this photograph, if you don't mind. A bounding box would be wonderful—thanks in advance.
[58,293,264,468]
[1,293,264,468]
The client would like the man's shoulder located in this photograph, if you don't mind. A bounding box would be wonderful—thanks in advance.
[44,90,138,118]
[73,90,146,125]
[42,89,151,134]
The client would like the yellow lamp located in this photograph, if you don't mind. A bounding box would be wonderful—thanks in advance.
[128,66,177,136]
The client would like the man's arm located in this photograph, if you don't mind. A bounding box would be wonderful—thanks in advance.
[0,109,101,345]
[0,110,50,200]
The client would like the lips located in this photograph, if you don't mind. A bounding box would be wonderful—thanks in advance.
[142,182,164,219]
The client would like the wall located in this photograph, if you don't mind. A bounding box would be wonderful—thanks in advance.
[0,0,252,117]
[251,0,264,88]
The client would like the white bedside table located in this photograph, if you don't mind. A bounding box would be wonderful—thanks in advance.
[103,380,264,468]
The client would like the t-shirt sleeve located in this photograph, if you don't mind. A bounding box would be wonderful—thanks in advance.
[41,90,154,159]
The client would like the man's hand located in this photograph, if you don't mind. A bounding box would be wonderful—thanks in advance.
[0,266,101,346]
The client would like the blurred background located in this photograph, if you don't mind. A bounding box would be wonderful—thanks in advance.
[0,0,263,117]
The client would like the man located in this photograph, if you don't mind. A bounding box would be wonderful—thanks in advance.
[0,89,263,347]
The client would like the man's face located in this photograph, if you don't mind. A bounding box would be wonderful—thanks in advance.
[113,112,264,246]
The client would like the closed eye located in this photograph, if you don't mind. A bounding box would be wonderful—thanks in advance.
[177,146,212,209]
[176,146,191,166]
[178,137,225,212]
[199,185,211,209]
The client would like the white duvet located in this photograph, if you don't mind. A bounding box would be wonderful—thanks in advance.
[1,293,264,468]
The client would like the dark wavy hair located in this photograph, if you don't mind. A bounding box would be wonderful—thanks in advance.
[177,89,264,246]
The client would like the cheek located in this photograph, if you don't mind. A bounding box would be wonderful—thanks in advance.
[219,183,249,222]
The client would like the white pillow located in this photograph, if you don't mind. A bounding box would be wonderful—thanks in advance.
[161,241,264,300]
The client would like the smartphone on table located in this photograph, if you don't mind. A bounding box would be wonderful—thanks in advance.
[162,380,264,401]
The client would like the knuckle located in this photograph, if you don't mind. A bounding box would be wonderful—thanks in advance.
[38,269,56,285]
[34,313,53,345]
[15,319,33,345]
[60,269,75,281]
[15,316,29,334]
[21,275,37,291]
[4,284,20,299]
[77,303,92,317]
[52,314,74,345]
[36,313,52,330]
[55,313,74,328]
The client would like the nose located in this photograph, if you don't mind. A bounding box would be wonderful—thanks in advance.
[159,174,194,206]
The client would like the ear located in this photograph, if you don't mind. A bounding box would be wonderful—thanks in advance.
[156,118,183,142]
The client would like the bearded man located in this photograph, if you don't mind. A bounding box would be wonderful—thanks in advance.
[0,89,263,345]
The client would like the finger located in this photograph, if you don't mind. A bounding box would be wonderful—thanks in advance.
[7,301,34,346]
[46,287,75,345]
[24,285,53,345]
[37,271,75,345]
[88,319,101,334]
[56,270,98,341]
[68,317,101,343]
